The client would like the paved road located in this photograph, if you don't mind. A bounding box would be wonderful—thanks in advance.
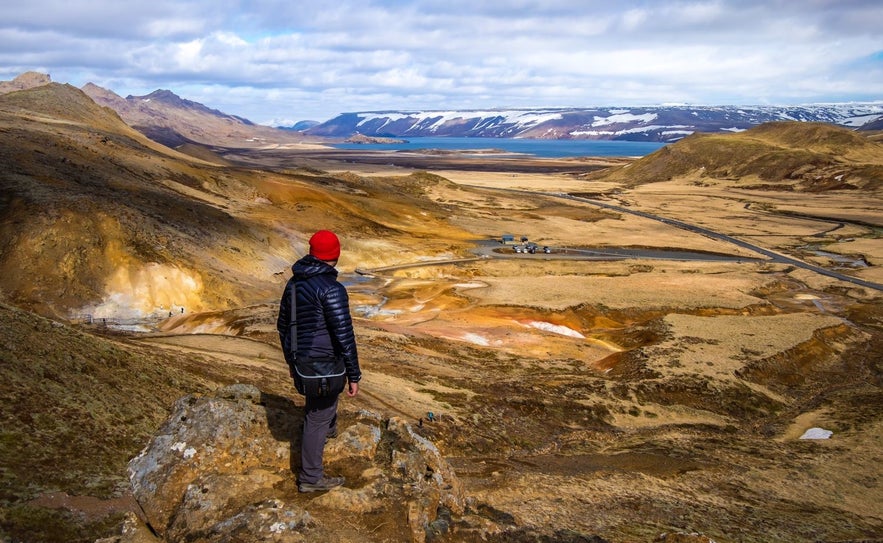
[356,243,752,277]
[549,191,883,292]
[471,242,762,263]
[360,185,882,292]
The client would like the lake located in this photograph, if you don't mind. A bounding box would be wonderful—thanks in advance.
[331,137,666,158]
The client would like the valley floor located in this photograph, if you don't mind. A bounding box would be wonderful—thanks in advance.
[143,150,883,542]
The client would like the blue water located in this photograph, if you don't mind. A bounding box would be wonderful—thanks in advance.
[331,137,666,158]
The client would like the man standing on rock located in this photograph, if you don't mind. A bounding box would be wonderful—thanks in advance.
[277,230,362,492]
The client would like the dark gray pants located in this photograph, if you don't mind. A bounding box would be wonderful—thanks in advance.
[299,393,339,484]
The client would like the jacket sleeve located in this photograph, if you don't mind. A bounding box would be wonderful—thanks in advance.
[276,278,295,368]
[323,282,361,382]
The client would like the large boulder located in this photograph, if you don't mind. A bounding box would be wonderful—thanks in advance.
[117,384,476,542]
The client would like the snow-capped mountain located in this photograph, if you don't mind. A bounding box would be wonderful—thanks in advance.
[305,103,883,142]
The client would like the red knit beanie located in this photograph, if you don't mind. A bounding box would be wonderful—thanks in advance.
[309,230,341,261]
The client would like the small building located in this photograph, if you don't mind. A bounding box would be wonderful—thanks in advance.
[501,234,515,244]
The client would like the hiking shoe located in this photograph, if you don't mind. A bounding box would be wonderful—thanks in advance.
[298,476,345,493]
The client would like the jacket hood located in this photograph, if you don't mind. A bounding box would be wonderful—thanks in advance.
[292,254,338,281]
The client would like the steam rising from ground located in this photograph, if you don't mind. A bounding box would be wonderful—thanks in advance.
[87,263,204,319]
[525,320,586,338]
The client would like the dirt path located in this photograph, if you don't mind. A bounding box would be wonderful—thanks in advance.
[140,334,283,371]
[136,331,430,422]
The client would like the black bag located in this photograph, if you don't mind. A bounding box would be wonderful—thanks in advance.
[289,280,347,398]
[293,356,347,397]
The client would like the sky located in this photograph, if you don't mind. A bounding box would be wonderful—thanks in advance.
[1,1,882,125]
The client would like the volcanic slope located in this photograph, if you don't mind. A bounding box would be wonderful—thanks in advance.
[0,80,476,542]
[0,82,474,320]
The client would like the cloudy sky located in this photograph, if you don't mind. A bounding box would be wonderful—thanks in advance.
[2,1,881,125]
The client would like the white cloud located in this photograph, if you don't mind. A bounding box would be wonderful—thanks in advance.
[0,0,880,123]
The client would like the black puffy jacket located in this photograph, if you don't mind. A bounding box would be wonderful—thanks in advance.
[276,255,361,383]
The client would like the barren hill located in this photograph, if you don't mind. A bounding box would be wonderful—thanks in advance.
[588,121,883,191]
[81,83,321,149]
[0,72,327,150]
[0,71,51,94]
[0,82,267,317]
[0,81,130,131]
[0,82,471,320]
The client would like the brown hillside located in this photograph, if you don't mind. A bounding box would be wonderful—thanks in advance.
[0,71,51,94]
[0,300,299,543]
[0,301,215,498]
[81,82,321,149]
[750,121,877,154]
[0,82,129,130]
[0,83,472,319]
[590,121,883,191]
[0,84,256,316]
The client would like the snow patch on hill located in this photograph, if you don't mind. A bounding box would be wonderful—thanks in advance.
[592,112,658,126]
[307,103,883,142]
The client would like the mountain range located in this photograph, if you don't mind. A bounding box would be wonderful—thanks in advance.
[4,72,882,148]
[81,82,317,149]
[1,72,314,150]
[305,104,883,142]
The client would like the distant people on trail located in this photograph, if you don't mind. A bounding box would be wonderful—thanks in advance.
[276,230,362,493]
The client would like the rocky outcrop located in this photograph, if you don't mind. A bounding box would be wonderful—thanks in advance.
[0,71,51,94]
[344,133,407,144]
[111,384,482,542]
